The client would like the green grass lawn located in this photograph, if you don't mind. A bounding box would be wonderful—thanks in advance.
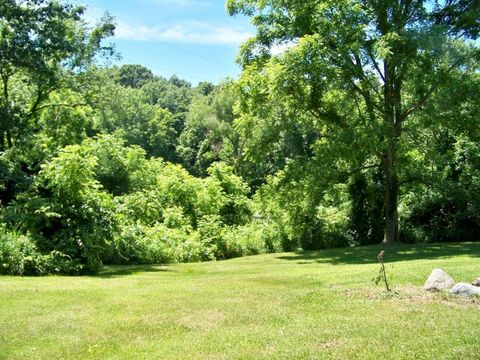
[1,243,479,359]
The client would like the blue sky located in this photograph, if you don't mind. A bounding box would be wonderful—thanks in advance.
[78,0,254,85]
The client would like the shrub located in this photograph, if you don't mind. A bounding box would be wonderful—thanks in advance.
[197,215,226,259]
[143,224,203,263]
[88,135,147,196]
[222,222,269,258]
[3,145,117,274]
[401,138,480,244]
[115,191,164,226]
[107,222,204,265]
[0,151,30,206]
[207,162,253,226]
[290,206,350,251]
[348,173,384,245]
[0,227,82,275]
[0,229,39,275]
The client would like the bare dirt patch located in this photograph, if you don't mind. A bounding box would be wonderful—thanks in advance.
[331,284,480,307]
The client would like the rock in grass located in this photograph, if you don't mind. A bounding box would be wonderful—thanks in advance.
[450,283,480,297]
[472,278,480,287]
[423,269,455,291]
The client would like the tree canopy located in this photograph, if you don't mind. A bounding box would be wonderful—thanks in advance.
[227,0,480,243]
[0,0,114,150]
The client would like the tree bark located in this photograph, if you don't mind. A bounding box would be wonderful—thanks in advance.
[5,127,12,148]
[382,61,402,244]
[382,140,399,244]
[1,73,13,150]
[0,130,4,152]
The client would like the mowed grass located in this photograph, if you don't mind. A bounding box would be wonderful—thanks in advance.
[1,243,479,359]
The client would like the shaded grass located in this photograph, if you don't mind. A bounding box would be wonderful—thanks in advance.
[0,243,479,359]
[279,242,480,264]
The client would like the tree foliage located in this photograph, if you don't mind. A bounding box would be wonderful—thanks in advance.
[228,0,480,243]
[0,0,479,275]
[0,0,114,150]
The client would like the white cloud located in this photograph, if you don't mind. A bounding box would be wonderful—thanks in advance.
[82,5,105,24]
[82,4,252,46]
[270,41,298,56]
[115,20,252,45]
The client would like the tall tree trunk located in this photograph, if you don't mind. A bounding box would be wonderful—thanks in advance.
[1,74,13,149]
[382,138,399,244]
[6,127,12,148]
[382,62,402,244]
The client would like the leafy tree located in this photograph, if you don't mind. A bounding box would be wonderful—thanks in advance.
[228,0,480,243]
[118,64,154,88]
[0,0,114,150]
[196,81,215,96]
[89,74,178,160]
[141,76,193,134]
[35,90,95,151]
[178,83,247,176]
[169,75,191,89]
[7,144,116,273]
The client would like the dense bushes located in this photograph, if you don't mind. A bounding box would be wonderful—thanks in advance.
[3,144,117,274]
[4,128,479,275]
[400,137,480,243]
[1,0,480,277]
[103,148,276,266]
[348,174,384,246]
[0,227,83,275]
[0,136,280,274]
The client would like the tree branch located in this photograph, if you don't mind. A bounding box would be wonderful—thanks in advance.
[28,85,60,117]
[402,59,464,119]
[344,163,380,178]
[33,102,88,112]
[366,47,386,83]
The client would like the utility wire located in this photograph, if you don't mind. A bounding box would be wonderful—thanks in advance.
[156,40,238,71]
[127,59,211,83]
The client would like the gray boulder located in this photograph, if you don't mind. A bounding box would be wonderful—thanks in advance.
[472,278,480,287]
[450,283,480,297]
[424,269,455,291]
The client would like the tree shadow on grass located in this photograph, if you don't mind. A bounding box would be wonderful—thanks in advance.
[97,265,175,278]
[278,242,480,265]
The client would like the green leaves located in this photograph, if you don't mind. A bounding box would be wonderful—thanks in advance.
[0,0,115,152]
[40,144,99,200]
[229,0,480,244]
[178,82,244,176]
[374,32,402,59]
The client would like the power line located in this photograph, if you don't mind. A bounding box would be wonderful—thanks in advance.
[124,58,211,83]
[117,40,240,83]
[156,40,238,71]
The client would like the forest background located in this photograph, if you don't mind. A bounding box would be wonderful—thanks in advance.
[0,0,479,275]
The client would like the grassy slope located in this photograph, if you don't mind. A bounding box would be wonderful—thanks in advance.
[0,243,479,360]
